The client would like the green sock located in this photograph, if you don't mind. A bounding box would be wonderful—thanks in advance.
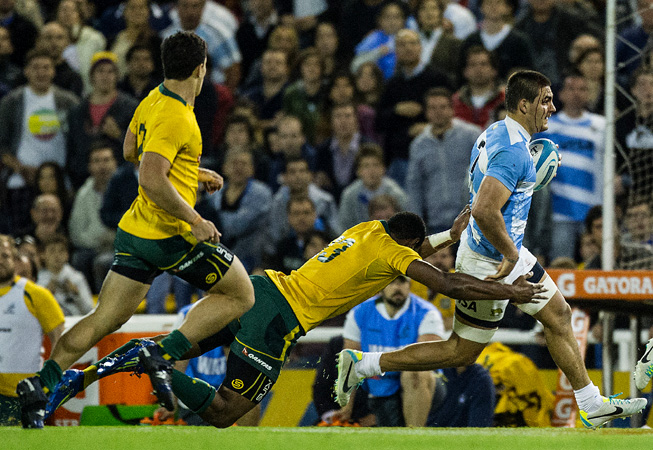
[159,330,192,361]
[171,369,216,414]
[37,360,63,392]
[96,339,141,366]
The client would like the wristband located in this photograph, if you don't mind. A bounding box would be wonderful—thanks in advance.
[428,230,452,248]
[190,214,202,226]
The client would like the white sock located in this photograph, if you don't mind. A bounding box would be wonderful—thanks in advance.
[574,383,602,413]
[355,352,384,378]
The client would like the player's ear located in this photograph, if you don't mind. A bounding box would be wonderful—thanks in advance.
[519,99,528,115]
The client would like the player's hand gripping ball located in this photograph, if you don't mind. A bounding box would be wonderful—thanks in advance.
[529,138,560,191]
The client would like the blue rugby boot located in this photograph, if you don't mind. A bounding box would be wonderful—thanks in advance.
[44,369,85,418]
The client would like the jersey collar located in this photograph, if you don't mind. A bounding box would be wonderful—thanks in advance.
[159,83,187,106]
[504,115,531,143]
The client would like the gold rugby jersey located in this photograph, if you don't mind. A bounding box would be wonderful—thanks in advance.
[266,220,421,332]
[118,84,202,239]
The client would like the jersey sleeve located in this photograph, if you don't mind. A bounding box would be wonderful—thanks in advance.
[377,238,421,275]
[142,114,186,164]
[485,146,526,192]
[24,281,65,334]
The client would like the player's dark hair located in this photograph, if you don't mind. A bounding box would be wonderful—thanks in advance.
[161,31,207,80]
[387,212,426,248]
[505,70,551,112]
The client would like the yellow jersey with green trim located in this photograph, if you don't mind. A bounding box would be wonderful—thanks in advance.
[0,276,65,397]
[118,84,202,239]
[265,220,421,332]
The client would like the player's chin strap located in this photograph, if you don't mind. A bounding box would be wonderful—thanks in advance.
[428,229,452,248]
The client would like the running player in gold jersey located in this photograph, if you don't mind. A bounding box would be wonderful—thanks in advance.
[16,32,254,428]
[46,206,544,428]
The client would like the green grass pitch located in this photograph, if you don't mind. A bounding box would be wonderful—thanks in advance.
[2,427,653,450]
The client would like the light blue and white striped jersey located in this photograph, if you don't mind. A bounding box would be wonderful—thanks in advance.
[467,116,536,260]
[537,111,604,223]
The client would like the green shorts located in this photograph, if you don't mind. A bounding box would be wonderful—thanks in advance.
[227,275,305,381]
[112,228,234,291]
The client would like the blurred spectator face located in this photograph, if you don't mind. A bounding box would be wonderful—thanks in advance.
[577,50,604,82]
[527,0,554,15]
[24,56,56,93]
[223,151,254,184]
[632,72,653,109]
[15,254,36,281]
[626,202,652,242]
[463,51,497,87]
[268,26,298,54]
[261,50,288,83]
[278,117,305,156]
[381,276,411,308]
[315,23,338,58]
[89,147,117,185]
[38,23,70,60]
[579,232,599,262]
[225,121,251,149]
[303,233,329,260]
[177,0,205,31]
[300,54,322,83]
[369,195,399,220]
[127,48,155,78]
[482,0,513,21]
[124,0,150,28]
[425,94,454,128]
[331,104,358,139]
[43,241,69,272]
[31,194,63,228]
[329,76,355,105]
[417,0,442,31]
[91,61,119,95]
[0,239,15,284]
[0,0,16,15]
[357,155,385,189]
[37,165,59,195]
[568,34,600,65]
[0,26,12,58]
[288,199,317,235]
[250,0,275,20]
[395,30,421,69]
[355,63,380,95]
[284,160,312,193]
[559,75,589,111]
[589,216,603,247]
[56,0,82,27]
[379,3,405,35]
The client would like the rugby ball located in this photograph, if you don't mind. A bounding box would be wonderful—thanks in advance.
[529,138,560,191]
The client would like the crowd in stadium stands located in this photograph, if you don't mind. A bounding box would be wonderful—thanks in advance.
[2,0,653,421]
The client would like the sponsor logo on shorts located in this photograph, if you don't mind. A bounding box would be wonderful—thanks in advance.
[214,246,234,263]
[231,379,244,390]
[177,251,205,271]
[241,347,272,371]
[490,308,503,317]
[256,379,273,402]
[205,273,217,284]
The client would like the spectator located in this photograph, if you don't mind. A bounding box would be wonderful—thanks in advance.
[161,0,241,90]
[243,48,289,131]
[368,193,401,220]
[343,275,445,426]
[616,0,653,87]
[55,0,107,92]
[236,0,279,83]
[514,0,602,85]
[460,0,534,81]
[0,26,19,91]
[354,61,385,109]
[264,194,329,274]
[351,2,406,80]
[37,234,93,316]
[268,115,318,190]
[109,0,163,80]
[241,24,299,91]
[414,0,462,88]
[35,21,84,97]
[453,45,505,128]
[536,72,605,261]
[338,0,391,57]
[117,44,159,101]
[34,162,73,227]
[314,22,343,81]
[66,51,138,189]
[0,48,78,233]
[95,0,172,42]
[376,29,451,186]
[623,198,653,246]
[437,0,478,40]
[406,87,481,233]
[0,0,38,67]
[426,364,495,427]
[574,47,605,115]
[209,148,272,272]
[282,47,327,145]
[339,143,407,230]
[268,157,339,249]
[214,113,270,182]
[0,235,64,426]
[567,34,602,71]
[315,103,373,198]
[22,194,66,246]
[100,164,139,230]
[68,141,118,293]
